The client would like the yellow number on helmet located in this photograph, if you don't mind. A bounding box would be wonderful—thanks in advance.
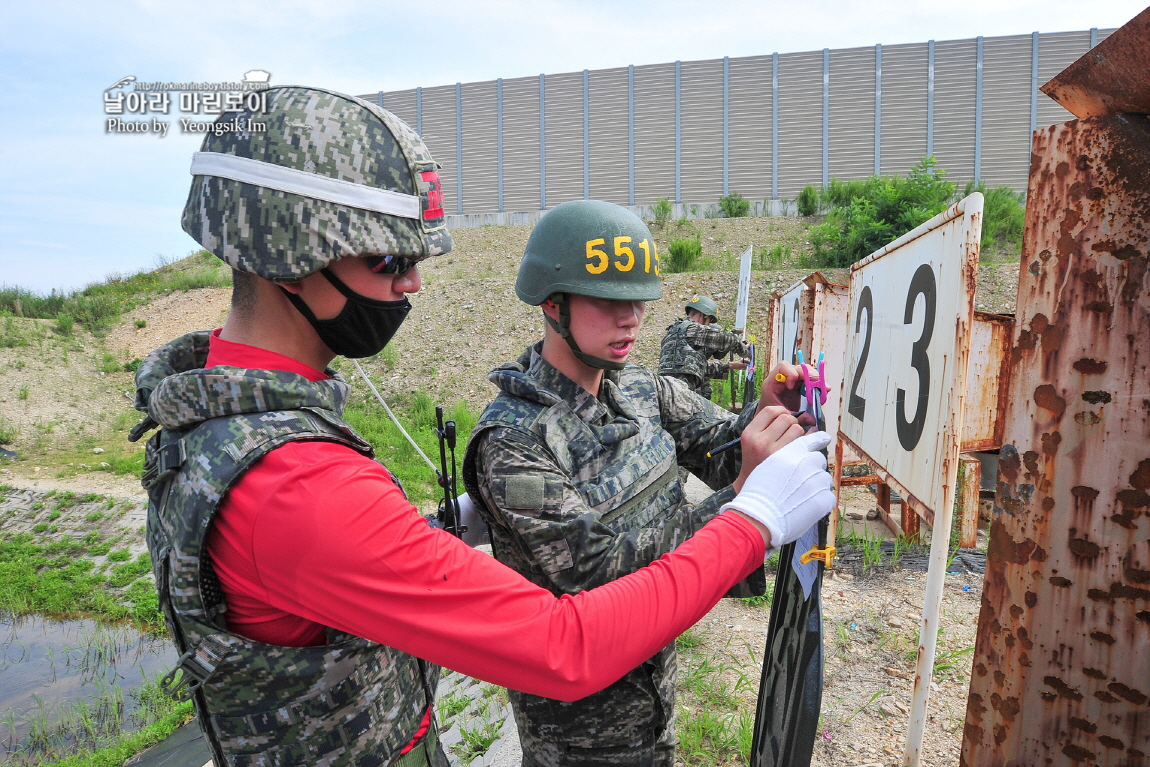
[585,238,608,274]
[613,237,634,272]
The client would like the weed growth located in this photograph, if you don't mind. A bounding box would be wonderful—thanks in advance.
[808,158,956,268]
[666,237,703,273]
[651,197,672,226]
[718,191,750,218]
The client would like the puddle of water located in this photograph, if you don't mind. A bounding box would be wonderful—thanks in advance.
[0,612,177,759]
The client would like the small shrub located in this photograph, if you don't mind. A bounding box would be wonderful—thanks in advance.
[0,418,17,445]
[651,197,672,226]
[107,549,132,562]
[796,185,821,216]
[33,522,49,533]
[963,179,1025,256]
[18,385,29,400]
[135,319,147,328]
[99,352,121,374]
[718,191,750,218]
[758,244,791,270]
[124,358,143,372]
[666,237,703,273]
[54,312,75,336]
[809,157,956,268]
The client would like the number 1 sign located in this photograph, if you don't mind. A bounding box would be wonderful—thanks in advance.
[839,194,982,767]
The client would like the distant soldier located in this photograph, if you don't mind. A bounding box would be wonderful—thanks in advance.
[658,295,751,401]
[463,200,832,767]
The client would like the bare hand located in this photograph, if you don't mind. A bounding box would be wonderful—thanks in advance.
[728,359,749,371]
[732,405,806,493]
[757,362,817,430]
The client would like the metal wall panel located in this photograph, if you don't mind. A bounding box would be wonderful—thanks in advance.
[879,42,929,176]
[1036,30,1093,128]
[461,80,498,215]
[500,76,542,212]
[381,89,418,135]
[932,38,978,186]
[633,62,676,206]
[588,67,629,205]
[828,45,877,182]
[679,58,724,204]
[728,54,774,202]
[544,71,585,208]
[418,84,458,216]
[980,35,1033,190]
[776,49,823,200]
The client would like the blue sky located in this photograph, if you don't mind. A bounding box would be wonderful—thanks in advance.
[1,0,1144,294]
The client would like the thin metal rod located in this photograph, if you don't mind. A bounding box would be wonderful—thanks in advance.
[497,78,504,213]
[722,56,729,196]
[628,64,635,206]
[927,41,934,159]
[822,48,829,188]
[974,36,984,183]
[675,60,681,204]
[539,73,546,210]
[875,43,882,175]
[351,360,438,473]
[771,52,779,200]
[583,69,590,200]
[455,82,463,215]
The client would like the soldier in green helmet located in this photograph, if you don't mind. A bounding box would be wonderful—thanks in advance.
[659,294,751,401]
[462,200,827,767]
[135,88,837,767]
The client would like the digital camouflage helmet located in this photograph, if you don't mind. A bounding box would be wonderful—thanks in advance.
[182,86,452,281]
[516,200,663,369]
[685,295,719,323]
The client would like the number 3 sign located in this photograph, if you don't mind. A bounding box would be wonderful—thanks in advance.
[839,194,982,518]
[837,193,982,767]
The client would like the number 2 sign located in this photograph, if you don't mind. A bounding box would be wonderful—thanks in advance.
[839,195,982,518]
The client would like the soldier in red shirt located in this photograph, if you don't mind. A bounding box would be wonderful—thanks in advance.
[135,86,835,767]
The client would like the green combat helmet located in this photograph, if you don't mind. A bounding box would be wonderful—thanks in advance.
[685,295,719,323]
[516,199,663,369]
[182,86,452,281]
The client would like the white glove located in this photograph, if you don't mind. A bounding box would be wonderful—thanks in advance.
[720,431,836,555]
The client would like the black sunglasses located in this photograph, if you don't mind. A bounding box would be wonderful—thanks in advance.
[363,255,415,276]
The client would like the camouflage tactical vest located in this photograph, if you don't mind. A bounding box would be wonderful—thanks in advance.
[657,319,706,386]
[462,349,682,576]
[134,332,443,767]
[461,346,681,754]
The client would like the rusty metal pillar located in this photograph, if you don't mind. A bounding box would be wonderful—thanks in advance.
[961,113,1150,766]
[957,454,982,549]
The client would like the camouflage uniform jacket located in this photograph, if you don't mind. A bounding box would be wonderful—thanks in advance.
[461,343,763,762]
[657,318,750,399]
[135,332,445,767]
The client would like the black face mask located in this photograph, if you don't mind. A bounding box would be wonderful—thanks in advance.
[281,269,411,359]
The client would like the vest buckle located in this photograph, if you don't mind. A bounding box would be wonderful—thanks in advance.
[161,640,224,701]
[142,439,186,490]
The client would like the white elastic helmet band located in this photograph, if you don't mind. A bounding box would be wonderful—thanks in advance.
[190,152,421,220]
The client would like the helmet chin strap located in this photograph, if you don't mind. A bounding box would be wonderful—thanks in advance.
[544,294,625,371]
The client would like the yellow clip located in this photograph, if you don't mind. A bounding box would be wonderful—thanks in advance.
[799,545,837,567]
[775,372,787,383]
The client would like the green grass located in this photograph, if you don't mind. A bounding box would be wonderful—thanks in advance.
[21,681,193,767]
[666,237,703,273]
[0,250,231,336]
[0,534,160,627]
[342,390,477,506]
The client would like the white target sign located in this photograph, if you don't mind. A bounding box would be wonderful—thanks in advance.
[839,195,982,516]
[773,279,805,366]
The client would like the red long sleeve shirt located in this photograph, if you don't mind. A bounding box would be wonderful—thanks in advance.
[203,330,766,703]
